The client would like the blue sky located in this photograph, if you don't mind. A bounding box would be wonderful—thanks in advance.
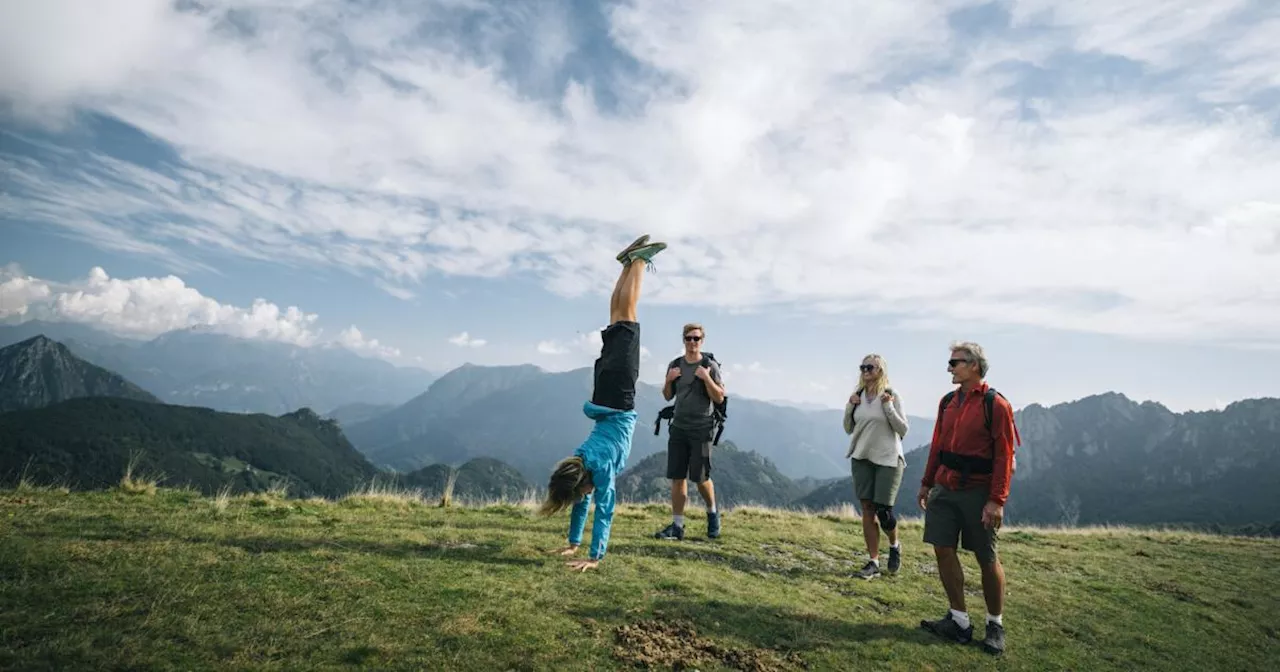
[2,0,1278,413]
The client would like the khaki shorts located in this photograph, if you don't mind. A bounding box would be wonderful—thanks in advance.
[922,485,999,565]
[851,457,905,507]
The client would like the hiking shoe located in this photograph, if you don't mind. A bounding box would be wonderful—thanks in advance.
[855,560,880,580]
[887,545,902,574]
[981,621,1005,656]
[920,612,974,644]
[707,511,721,539]
[616,234,650,263]
[654,523,684,540]
[624,241,667,270]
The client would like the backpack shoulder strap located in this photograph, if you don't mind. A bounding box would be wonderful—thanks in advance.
[983,388,1022,447]
[938,390,956,417]
[983,388,997,431]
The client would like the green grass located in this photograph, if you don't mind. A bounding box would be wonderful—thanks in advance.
[2,486,1278,671]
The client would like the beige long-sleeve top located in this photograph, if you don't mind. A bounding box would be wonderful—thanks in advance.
[842,388,910,467]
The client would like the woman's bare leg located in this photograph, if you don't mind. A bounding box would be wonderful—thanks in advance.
[611,260,646,324]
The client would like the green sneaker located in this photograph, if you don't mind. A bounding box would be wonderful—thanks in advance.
[625,241,667,270]
[616,235,650,263]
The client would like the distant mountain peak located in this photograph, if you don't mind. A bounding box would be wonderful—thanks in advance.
[0,335,161,412]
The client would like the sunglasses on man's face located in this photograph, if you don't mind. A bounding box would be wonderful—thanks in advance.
[948,358,970,368]
[684,335,702,342]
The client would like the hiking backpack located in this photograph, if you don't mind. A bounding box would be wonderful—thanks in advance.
[653,352,728,445]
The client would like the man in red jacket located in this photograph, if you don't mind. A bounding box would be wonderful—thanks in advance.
[917,341,1017,656]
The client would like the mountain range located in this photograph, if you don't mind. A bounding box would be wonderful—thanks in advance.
[0,321,437,415]
[0,328,1276,534]
[340,362,935,483]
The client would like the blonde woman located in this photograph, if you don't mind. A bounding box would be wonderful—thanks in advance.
[842,353,910,579]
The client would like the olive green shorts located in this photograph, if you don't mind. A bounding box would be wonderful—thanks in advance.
[850,456,905,507]
[922,485,999,564]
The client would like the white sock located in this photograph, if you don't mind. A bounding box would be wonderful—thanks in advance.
[988,614,1003,626]
[868,556,879,566]
[950,609,970,629]
[673,515,684,527]
[707,504,717,514]
[890,542,900,550]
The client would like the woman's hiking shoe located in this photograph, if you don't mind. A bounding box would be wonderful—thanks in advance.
[616,235,650,263]
[981,622,1005,656]
[920,612,974,644]
[855,560,880,580]
[707,511,721,538]
[887,545,902,574]
[654,522,684,540]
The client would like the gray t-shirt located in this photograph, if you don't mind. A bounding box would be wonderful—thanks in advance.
[670,356,724,432]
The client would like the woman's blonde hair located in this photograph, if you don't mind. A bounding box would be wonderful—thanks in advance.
[855,353,892,399]
[538,456,592,516]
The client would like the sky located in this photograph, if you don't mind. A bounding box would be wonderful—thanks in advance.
[1,0,1278,414]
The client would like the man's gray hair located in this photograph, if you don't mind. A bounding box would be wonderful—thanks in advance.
[950,340,989,378]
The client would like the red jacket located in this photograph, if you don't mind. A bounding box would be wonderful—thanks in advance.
[921,382,1018,505]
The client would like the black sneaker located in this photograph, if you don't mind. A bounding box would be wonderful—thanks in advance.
[855,560,880,580]
[654,523,684,540]
[707,511,721,539]
[920,612,974,644]
[981,621,1005,656]
[887,545,902,574]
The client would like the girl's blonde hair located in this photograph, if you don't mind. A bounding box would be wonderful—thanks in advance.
[855,353,892,399]
[538,456,592,516]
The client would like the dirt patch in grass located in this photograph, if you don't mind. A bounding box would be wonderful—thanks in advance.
[612,619,806,671]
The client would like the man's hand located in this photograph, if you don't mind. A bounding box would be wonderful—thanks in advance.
[694,365,711,381]
[552,545,579,556]
[982,501,1004,530]
[566,559,600,572]
[667,367,682,383]
[917,485,932,511]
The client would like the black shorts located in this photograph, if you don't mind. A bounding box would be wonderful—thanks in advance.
[591,320,640,411]
[666,424,713,483]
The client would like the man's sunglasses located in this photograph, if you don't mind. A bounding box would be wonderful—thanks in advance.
[684,335,702,342]
[948,358,970,367]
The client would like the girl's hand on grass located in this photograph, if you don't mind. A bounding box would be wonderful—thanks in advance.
[566,559,599,572]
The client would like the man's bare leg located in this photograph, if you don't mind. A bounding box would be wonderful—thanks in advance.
[696,479,715,511]
[980,557,1005,617]
[936,546,967,611]
[670,478,688,516]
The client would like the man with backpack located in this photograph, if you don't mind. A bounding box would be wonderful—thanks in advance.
[917,341,1020,657]
[653,322,726,541]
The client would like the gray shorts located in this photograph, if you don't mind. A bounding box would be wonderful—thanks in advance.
[851,457,905,507]
[922,485,999,565]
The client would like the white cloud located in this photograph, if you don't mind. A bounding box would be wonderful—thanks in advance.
[536,340,569,355]
[336,325,401,359]
[448,331,486,348]
[2,1,1279,345]
[536,329,652,367]
[0,264,403,361]
[729,361,773,374]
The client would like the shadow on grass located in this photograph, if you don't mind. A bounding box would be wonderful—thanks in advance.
[17,524,543,567]
[608,542,840,578]
[572,596,956,655]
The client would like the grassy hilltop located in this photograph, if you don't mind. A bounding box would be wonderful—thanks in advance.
[2,483,1278,671]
